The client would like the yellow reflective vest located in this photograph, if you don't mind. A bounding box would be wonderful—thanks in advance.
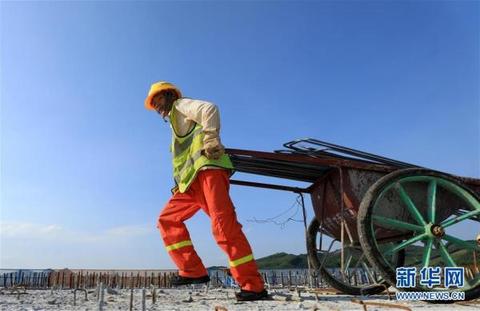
[170,105,234,193]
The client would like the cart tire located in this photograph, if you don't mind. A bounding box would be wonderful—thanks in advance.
[358,168,480,301]
[307,218,403,295]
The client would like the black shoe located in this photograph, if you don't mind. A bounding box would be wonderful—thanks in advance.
[171,274,210,286]
[235,289,269,301]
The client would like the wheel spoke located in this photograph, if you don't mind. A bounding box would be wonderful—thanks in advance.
[385,233,428,255]
[395,183,427,226]
[353,253,366,270]
[436,240,458,267]
[421,238,434,268]
[361,261,377,284]
[373,215,424,232]
[440,209,480,228]
[427,180,437,223]
[442,234,480,251]
[344,254,353,273]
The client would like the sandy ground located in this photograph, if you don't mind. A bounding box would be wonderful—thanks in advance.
[1,286,479,311]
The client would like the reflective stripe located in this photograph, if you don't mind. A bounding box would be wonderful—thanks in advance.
[165,240,193,252]
[229,254,254,268]
[173,126,203,157]
[176,150,204,181]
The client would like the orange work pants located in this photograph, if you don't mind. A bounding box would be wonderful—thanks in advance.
[157,169,265,292]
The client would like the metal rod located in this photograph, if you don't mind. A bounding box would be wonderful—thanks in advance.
[339,167,345,280]
[286,138,419,168]
[227,148,395,174]
[299,193,313,288]
[129,288,133,311]
[230,179,309,193]
[473,251,479,274]
[351,298,412,311]
[343,220,354,244]
[98,282,104,311]
[318,181,328,256]
[319,239,337,271]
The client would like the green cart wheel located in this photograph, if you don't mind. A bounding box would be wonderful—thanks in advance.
[358,168,480,301]
[307,218,404,295]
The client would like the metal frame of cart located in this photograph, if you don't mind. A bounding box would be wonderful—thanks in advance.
[226,138,480,300]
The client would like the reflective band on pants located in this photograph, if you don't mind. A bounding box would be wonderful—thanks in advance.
[229,254,254,268]
[166,240,193,252]
[157,169,265,291]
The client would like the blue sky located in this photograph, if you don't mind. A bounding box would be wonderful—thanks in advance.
[1,1,478,269]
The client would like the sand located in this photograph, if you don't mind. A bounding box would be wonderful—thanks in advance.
[1,286,479,310]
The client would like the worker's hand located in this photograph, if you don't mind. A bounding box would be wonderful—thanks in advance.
[171,186,179,195]
[204,137,225,160]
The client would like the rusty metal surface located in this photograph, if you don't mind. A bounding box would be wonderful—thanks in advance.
[309,166,473,241]
[309,168,386,241]
[226,143,480,242]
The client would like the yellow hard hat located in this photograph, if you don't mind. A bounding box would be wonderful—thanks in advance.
[144,81,182,110]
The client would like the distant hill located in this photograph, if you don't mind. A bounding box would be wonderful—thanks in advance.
[256,252,308,269]
[207,253,307,270]
[208,242,475,270]
[206,266,227,270]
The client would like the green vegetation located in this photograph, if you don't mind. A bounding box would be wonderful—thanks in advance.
[255,252,308,269]
[208,241,477,270]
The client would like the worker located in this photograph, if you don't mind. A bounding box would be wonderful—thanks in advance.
[145,81,268,301]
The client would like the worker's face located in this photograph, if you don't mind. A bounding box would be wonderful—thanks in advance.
[152,92,169,118]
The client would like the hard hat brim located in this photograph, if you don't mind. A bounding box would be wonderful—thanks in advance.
[144,88,182,111]
[144,93,158,110]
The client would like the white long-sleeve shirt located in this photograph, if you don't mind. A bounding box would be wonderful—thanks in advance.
[168,98,221,143]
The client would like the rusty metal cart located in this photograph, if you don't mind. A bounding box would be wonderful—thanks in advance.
[226,138,480,300]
